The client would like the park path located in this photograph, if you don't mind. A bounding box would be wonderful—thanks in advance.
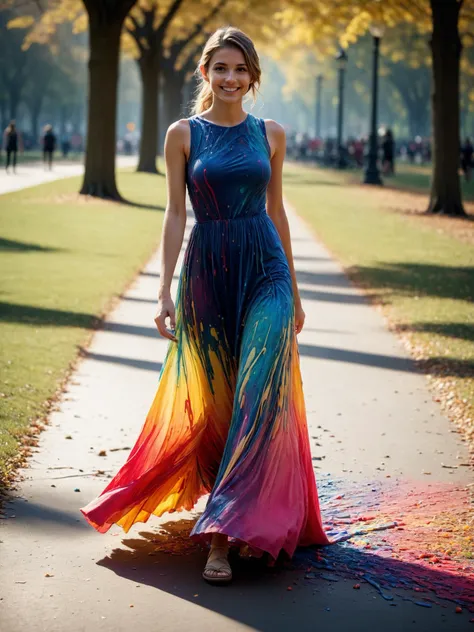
[0,194,472,631]
[0,156,137,196]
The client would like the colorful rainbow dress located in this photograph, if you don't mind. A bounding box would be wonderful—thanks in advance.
[80,113,331,559]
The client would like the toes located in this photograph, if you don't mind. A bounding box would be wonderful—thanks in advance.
[205,569,229,578]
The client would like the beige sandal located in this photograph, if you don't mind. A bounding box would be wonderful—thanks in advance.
[202,545,232,585]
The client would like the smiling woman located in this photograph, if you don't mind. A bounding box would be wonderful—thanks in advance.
[192,31,260,127]
[80,26,341,587]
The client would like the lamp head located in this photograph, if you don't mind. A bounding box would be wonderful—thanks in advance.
[335,47,348,69]
[369,22,385,38]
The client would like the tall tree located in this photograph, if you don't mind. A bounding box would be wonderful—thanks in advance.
[13,0,138,198]
[428,0,464,214]
[80,0,137,197]
[125,0,183,174]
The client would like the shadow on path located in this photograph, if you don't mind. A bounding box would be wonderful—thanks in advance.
[95,519,473,631]
[297,343,474,378]
[79,349,162,373]
[0,498,88,532]
[102,322,158,339]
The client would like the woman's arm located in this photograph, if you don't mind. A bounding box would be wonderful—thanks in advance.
[154,120,188,342]
[265,120,305,335]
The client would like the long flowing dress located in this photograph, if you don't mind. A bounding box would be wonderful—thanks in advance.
[80,112,331,559]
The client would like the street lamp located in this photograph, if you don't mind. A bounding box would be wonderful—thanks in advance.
[364,22,385,185]
[335,48,348,168]
[315,74,323,138]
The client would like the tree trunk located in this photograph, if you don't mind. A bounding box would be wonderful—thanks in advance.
[163,70,185,133]
[60,104,69,136]
[9,88,20,122]
[137,56,160,174]
[428,0,465,216]
[184,73,199,115]
[31,106,41,146]
[80,18,123,198]
[0,98,7,131]
[28,93,44,146]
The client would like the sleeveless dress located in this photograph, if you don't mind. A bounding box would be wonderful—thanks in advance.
[80,113,330,559]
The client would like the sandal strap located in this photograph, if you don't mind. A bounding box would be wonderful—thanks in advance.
[204,559,231,573]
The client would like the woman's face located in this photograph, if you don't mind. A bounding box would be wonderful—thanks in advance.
[201,46,252,104]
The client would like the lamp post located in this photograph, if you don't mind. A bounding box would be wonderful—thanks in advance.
[364,23,385,185]
[335,48,348,168]
[315,74,323,138]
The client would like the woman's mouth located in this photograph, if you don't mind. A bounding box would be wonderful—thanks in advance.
[221,87,240,93]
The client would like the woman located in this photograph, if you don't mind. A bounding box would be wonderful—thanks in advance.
[81,26,331,585]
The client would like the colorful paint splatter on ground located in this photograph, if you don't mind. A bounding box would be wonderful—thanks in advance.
[114,474,473,615]
[294,475,474,612]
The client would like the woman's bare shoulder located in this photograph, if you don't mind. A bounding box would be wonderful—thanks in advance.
[166,118,191,141]
[263,119,285,137]
[262,119,285,158]
[165,119,191,158]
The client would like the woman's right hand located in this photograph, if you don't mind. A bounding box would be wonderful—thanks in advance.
[154,296,177,342]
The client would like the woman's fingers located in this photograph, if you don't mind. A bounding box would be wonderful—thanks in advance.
[295,315,305,335]
[154,310,177,342]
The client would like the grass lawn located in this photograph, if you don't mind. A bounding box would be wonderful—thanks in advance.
[0,171,166,486]
[367,163,474,201]
[0,150,85,168]
[283,162,474,459]
[299,161,474,202]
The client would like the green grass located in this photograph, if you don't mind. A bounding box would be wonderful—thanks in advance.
[0,171,166,484]
[374,163,474,201]
[0,150,85,167]
[283,162,474,431]
[297,161,474,202]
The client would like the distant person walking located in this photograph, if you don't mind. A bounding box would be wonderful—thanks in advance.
[3,121,22,173]
[461,137,473,182]
[42,124,57,170]
[382,129,395,176]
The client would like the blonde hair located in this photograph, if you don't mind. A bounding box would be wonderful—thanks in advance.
[191,26,261,115]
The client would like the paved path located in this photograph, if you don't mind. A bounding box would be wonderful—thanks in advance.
[0,157,138,195]
[0,198,472,631]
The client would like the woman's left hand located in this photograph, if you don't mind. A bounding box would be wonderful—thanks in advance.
[294,301,305,335]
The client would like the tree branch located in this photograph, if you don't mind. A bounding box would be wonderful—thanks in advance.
[156,0,184,39]
[178,0,228,49]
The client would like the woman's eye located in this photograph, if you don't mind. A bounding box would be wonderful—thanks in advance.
[214,67,247,72]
